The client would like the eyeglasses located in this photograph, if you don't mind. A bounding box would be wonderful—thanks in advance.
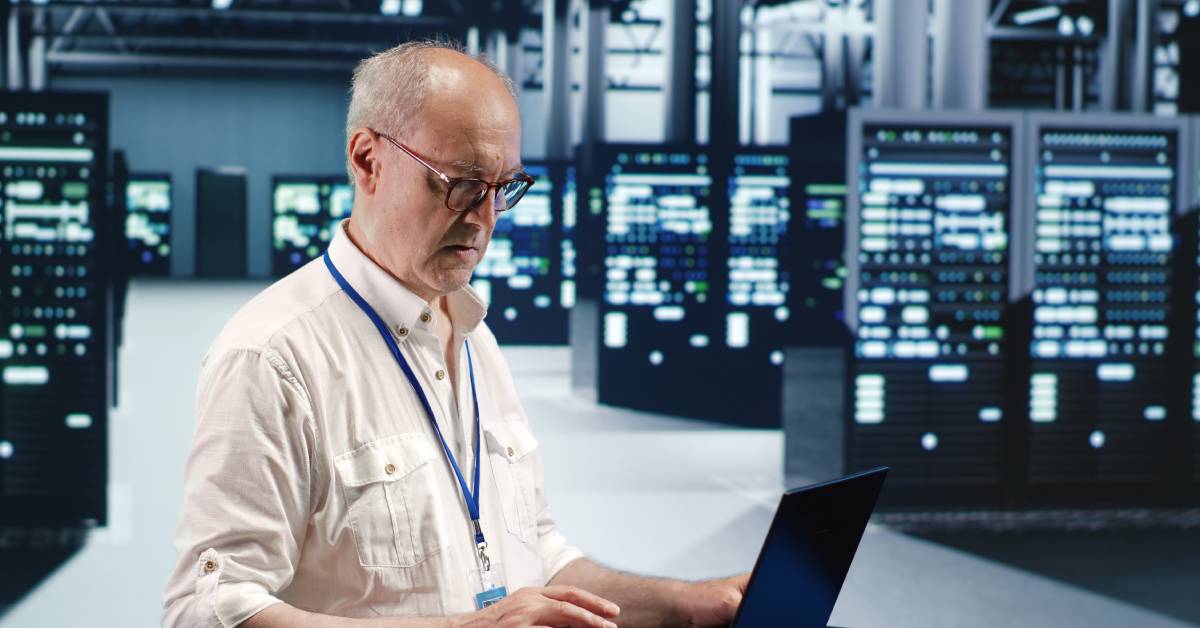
[373,129,534,213]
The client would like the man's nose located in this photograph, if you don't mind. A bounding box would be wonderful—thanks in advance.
[463,191,501,229]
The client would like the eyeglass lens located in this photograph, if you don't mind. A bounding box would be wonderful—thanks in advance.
[447,179,530,212]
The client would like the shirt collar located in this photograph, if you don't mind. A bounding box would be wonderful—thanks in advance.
[326,220,488,337]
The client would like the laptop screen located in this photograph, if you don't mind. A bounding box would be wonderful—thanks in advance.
[732,467,887,627]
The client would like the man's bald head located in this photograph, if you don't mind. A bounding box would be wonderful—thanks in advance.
[344,40,517,180]
[341,39,524,303]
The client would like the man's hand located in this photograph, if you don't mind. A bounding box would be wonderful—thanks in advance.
[457,585,621,628]
[672,573,750,628]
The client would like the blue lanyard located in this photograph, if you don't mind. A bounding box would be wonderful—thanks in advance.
[323,252,491,564]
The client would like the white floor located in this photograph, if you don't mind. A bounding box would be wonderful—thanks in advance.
[0,280,1195,627]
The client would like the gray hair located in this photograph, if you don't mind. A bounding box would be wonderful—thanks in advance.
[345,39,518,181]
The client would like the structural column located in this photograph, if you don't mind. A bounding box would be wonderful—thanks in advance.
[1100,0,1152,111]
[663,0,696,143]
[709,0,741,146]
[7,6,23,90]
[28,6,46,91]
[570,0,609,401]
[932,0,987,110]
[542,0,570,159]
[579,0,607,148]
[872,0,928,109]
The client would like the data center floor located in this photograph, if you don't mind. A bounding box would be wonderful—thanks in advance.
[0,279,1196,627]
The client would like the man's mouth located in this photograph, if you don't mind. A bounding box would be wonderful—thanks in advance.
[443,244,479,258]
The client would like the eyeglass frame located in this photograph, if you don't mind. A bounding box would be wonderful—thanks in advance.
[371,128,534,213]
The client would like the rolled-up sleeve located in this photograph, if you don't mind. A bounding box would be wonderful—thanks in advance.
[163,347,316,627]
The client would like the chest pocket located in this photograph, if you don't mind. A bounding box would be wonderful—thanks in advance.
[334,433,446,568]
[483,422,540,542]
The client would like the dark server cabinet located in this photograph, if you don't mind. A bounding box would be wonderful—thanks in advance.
[1182,208,1200,496]
[1023,113,1189,506]
[125,173,173,276]
[196,168,247,278]
[788,112,851,348]
[270,175,352,276]
[579,143,793,427]
[587,145,722,421]
[719,147,794,425]
[109,151,129,410]
[0,92,111,526]
[844,109,1022,507]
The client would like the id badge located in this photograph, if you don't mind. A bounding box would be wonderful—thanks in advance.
[470,562,508,610]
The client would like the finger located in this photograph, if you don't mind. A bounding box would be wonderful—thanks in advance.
[541,585,621,617]
[536,598,618,628]
[540,585,621,618]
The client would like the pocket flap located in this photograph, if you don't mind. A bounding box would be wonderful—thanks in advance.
[334,433,440,487]
[482,422,540,462]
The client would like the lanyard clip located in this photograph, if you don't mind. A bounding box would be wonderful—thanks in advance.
[473,519,491,572]
[477,543,491,572]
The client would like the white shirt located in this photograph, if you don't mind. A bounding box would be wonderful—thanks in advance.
[162,224,584,627]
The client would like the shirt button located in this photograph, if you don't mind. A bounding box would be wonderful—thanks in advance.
[435,369,446,381]
[203,560,217,574]
[396,326,409,337]
[506,447,515,457]
[420,312,432,323]
[385,463,396,475]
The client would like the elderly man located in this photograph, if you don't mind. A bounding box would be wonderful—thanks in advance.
[163,41,747,627]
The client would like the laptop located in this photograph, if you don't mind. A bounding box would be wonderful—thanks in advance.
[730,466,888,628]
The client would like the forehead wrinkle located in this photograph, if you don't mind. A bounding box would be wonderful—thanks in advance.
[449,159,487,176]
[439,127,487,177]
[426,124,518,179]
[447,144,517,179]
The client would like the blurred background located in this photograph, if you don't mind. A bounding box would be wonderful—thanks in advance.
[1,0,1199,626]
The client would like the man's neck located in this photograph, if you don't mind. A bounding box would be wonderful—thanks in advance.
[344,218,441,304]
[344,219,459,385]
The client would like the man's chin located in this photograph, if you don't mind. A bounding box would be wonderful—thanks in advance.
[429,270,474,295]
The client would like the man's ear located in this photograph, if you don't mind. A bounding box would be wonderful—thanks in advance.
[347,128,381,196]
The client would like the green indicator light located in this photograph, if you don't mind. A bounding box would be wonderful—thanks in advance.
[805,184,847,195]
[821,277,843,290]
[62,182,88,199]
